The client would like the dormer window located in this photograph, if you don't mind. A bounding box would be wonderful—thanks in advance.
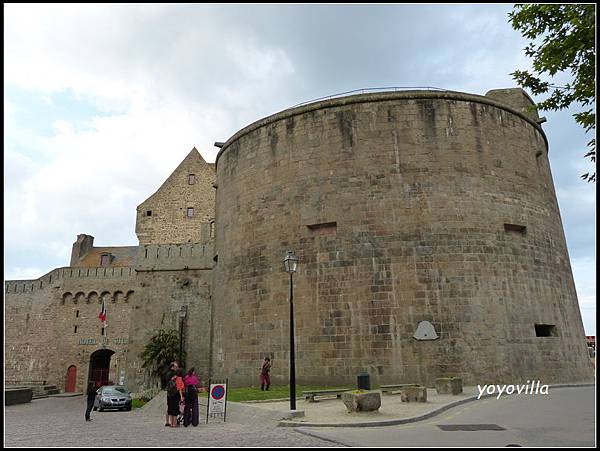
[188,174,195,185]
[100,254,111,266]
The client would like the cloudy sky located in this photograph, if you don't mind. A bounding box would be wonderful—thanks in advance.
[4,4,595,334]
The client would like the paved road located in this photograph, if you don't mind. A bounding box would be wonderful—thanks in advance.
[296,386,596,447]
[4,396,340,447]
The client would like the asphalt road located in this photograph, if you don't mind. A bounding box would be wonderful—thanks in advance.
[296,385,596,447]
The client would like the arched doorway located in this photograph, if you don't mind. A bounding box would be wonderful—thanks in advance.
[65,365,77,392]
[88,349,115,388]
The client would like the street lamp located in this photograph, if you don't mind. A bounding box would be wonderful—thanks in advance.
[283,250,299,410]
[179,305,187,366]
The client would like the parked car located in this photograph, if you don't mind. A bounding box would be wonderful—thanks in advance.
[93,385,132,412]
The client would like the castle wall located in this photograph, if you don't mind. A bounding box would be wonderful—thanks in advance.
[128,268,213,390]
[212,90,594,387]
[5,255,213,393]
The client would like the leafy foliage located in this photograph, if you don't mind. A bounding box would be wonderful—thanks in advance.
[140,329,185,387]
[509,4,596,182]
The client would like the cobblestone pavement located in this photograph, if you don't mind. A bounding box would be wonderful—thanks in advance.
[4,396,341,447]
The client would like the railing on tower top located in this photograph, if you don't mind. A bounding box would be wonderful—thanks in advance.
[291,86,449,108]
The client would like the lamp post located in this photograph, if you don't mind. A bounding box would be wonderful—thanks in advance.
[283,250,299,411]
[179,305,187,366]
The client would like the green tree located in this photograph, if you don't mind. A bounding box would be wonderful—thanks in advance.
[140,329,185,387]
[509,4,596,182]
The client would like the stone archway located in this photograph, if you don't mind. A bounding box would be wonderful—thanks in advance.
[88,349,115,388]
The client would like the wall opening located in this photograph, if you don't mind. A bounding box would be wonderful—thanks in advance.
[146,210,152,217]
[307,221,337,236]
[504,223,527,234]
[88,349,115,388]
[535,324,558,337]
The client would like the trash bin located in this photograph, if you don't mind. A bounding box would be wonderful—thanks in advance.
[357,372,370,390]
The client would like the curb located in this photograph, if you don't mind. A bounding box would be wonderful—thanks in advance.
[280,383,594,428]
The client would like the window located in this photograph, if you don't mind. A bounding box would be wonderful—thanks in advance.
[504,223,527,234]
[74,326,78,334]
[101,327,105,336]
[100,254,110,266]
[535,324,557,337]
[307,221,337,236]
[188,174,195,185]
[187,207,194,218]
[146,210,152,217]
[210,220,215,238]
[76,310,79,318]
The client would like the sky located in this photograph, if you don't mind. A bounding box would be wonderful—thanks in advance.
[4,4,595,334]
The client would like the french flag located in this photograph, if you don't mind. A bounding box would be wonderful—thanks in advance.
[99,300,107,327]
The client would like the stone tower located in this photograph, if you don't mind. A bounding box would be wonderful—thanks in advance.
[210,88,593,387]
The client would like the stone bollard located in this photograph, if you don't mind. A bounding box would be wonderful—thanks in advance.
[435,377,463,395]
[400,386,427,403]
[341,390,381,412]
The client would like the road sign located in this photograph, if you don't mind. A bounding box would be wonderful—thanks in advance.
[207,379,228,423]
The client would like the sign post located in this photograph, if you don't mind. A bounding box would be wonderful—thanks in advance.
[206,379,228,424]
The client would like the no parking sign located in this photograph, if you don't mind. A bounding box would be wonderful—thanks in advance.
[206,379,228,423]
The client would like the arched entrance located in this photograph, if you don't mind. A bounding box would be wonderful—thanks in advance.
[65,365,77,392]
[88,349,115,388]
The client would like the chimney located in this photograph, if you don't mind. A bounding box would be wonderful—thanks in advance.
[70,234,94,266]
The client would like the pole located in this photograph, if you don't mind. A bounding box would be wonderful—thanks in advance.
[289,272,296,411]
[179,316,183,366]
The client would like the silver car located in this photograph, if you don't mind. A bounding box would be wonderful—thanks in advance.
[93,385,132,412]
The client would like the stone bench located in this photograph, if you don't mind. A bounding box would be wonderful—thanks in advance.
[400,385,427,403]
[435,377,463,395]
[5,388,33,406]
[302,389,348,402]
[380,384,421,395]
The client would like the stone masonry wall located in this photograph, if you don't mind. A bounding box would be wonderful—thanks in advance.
[212,90,594,387]
[136,148,216,245]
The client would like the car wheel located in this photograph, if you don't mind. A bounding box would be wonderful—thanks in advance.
[93,406,97,411]
[98,407,104,412]
[126,406,132,411]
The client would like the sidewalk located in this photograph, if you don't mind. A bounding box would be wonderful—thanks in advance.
[245,383,595,428]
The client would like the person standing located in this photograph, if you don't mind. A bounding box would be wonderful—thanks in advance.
[259,357,271,391]
[183,367,200,427]
[85,382,96,422]
[165,361,179,427]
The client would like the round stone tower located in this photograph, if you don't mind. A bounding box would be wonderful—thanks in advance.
[211,89,593,387]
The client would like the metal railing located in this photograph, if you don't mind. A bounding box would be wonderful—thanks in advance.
[291,86,450,108]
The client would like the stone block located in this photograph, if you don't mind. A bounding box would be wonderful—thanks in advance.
[342,390,381,412]
[400,386,427,402]
[435,377,463,395]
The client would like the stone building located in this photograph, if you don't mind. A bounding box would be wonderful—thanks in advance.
[4,88,594,393]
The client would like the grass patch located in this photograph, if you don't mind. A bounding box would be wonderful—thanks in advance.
[199,385,355,402]
[132,398,149,409]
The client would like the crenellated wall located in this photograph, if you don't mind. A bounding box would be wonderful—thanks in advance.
[135,243,214,271]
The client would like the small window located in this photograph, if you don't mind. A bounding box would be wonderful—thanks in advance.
[146,210,152,217]
[100,254,110,266]
[74,326,78,334]
[210,221,215,238]
[76,310,79,318]
[101,327,105,336]
[187,207,194,218]
[188,174,195,185]
[504,223,527,234]
[535,324,557,337]
[307,221,337,236]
